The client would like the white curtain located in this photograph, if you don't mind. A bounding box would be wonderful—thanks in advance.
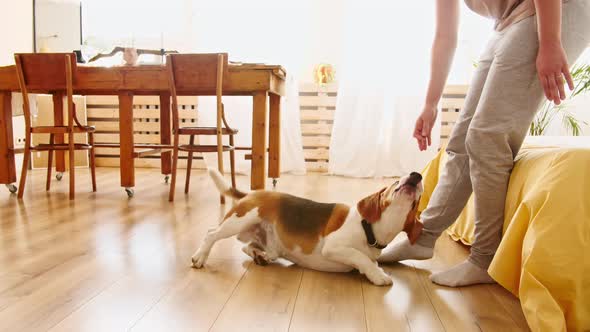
[189,0,308,175]
[197,74,306,175]
[329,1,439,178]
[82,0,307,175]
[83,0,194,51]
[82,0,495,177]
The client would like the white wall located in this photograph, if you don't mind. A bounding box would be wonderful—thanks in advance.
[0,0,32,171]
[294,1,492,84]
[35,0,81,52]
[14,0,590,136]
[83,0,340,82]
[81,0,490,84]
[298,0,346,82]
[0,0,33,65]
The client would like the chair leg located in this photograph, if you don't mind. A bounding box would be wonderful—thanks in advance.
[185,135,194,194]
[89,133,97,192]
[46,134,54,191]
[217,145,225,205]
[17,145,31,199]
[68,134,75,200]
[229,135,236,189]
[169,146,180,202]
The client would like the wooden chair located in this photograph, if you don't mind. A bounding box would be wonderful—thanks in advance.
[14,53,97,200]
[166,53,237,202]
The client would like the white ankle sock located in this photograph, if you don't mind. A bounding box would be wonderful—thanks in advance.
[430,259,495,287]
[377,239,433,263]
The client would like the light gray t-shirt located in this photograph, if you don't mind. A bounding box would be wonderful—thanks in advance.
[463,0,540,31]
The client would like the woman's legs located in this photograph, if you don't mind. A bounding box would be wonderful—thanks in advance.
[381,0,590,287]
[466,0,590,271]
[379,35,497,262]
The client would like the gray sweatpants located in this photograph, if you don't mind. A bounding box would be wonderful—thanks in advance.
[416,0,590,269]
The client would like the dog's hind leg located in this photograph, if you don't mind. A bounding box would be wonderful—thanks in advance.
[242,243,271,266]
[242,242,279,266]
[240,223,278,266]
[191,208,261,268]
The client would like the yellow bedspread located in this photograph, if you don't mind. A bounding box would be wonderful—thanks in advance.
[419,145,590,332]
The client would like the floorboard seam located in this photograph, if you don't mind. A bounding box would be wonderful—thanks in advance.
[485,284,528,330]
[458,288,484,332]
[126,274,180,331]
[286,268,304,332]
[360,280,369,332]
[207,260,252,332]
[43,273,124,331]
[410,262,447,332]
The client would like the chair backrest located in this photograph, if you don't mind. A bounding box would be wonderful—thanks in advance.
[14,53,77,91]
[167,53,228,134]
[167,53,228,93]
[14,53,77,130]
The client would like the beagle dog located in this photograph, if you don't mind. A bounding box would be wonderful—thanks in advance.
[191,169,424,286]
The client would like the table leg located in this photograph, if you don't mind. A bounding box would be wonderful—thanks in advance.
[0,92,16,185]
[52,93,66,173]
[118,93,135,189]
[159,93,171,178]
[268,92,281,182]
[251,91,268,190]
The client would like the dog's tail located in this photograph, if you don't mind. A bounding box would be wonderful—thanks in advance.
[207,168,248,200]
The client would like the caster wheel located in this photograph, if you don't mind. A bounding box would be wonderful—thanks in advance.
[5,184,17,194]
[272,178,278,188]
[125,187,134,198]
[164,175,170,184]
[56,172,64,181]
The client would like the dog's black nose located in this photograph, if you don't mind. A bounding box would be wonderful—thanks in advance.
[408,172,422,186]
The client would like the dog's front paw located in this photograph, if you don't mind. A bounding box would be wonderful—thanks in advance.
[366,268,393,286]
[191,251,208,269]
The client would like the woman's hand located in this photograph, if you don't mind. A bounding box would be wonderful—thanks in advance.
[414,0,458,151]
[536,41,574,105]
[413,105,438,151]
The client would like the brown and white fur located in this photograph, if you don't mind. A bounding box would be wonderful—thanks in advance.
[191,169,424,286]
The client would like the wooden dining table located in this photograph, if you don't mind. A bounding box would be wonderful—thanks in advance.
[0,63,285,194]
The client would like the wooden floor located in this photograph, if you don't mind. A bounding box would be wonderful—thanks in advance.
[0,168,530,332]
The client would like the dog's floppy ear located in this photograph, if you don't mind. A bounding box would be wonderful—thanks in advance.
[357,187,387,224]
[403,199,423,244]
[404,218,424,244]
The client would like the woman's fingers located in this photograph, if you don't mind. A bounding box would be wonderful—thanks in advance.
[540,75,551,100]
[414,136,423,151]
[536,44,572,103]
[423,123,432,147]
[417,134,426,151]
[547,75,560,104]
[419,135,427,151]
[413,120,424,150]
[563,66,574,91]
[414,111,436,151]
[416,136,426,151]
[413,122,423,140]
[555,73,566,101]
